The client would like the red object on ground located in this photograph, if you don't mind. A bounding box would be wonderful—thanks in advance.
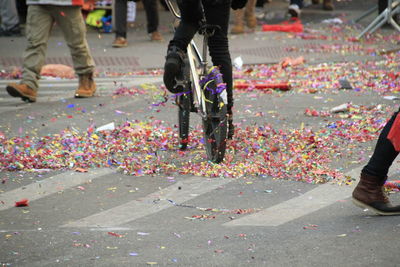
[388,113,400,151]
[262,19,303,33]
[234,81,291,91]
[15,199,29,207]
[280,56,305,68]
[40,64,75,79]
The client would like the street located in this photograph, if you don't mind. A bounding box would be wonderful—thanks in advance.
[1,0,400,266]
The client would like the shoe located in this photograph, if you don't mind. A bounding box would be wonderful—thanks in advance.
[322,0,334,10]
[150,31,163,41]
[311,0,320,4]
[164,46,185,94]
[75,73,96,98]
[0,25,22,37]
[246,15,257,29]
[352,172,400,215]
[231,24,245,34]
[112,37,128,48]
[6,83,37,102]
[288,4,301,18]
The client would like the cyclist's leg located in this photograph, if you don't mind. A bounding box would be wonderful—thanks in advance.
[202,0,234,137]
[164,0,201,93]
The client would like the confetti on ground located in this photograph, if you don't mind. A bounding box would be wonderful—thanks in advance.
[0,100,388,184]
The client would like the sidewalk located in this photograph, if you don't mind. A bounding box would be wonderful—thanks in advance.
[0,0,397,75]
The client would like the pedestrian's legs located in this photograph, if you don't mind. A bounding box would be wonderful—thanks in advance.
[16,0,28,25]
[114,0,128,38]
[362,111,399,178]
[142,0,159,34]
[22,5,53,91]
[53,6,95,75]
[231,8,245,34]
[0,0,20,34]
[244,0,257,29]
[352,110,400,215]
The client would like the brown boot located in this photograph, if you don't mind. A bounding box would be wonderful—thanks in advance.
[231,8,245,34]
[352,172,400,215]
[245,0,257,29]
[245,15,257,30]
[6,83,37,102]
[150,31,163,42]
[75,73,96,98]
[323,0,334,10]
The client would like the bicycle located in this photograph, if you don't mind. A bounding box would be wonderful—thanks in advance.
[165,0,228,163]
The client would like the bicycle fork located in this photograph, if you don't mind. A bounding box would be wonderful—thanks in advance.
[187,40,207,116]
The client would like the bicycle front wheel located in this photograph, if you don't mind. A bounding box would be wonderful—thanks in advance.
[201,67,228,163]
[178,93,190,150]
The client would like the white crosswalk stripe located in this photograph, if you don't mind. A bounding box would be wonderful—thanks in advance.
[0,168,114,211]
[223,162,400,227]
[61,176,232,228]
[0,76,162,113]
[1,160,392,230]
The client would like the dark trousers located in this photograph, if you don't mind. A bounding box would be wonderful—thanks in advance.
[363,110,399,177]
[290,0,303,8]
[114,0,159,38]
[168,0,233,111]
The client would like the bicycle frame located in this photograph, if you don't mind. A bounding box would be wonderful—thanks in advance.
[165,0,208,116]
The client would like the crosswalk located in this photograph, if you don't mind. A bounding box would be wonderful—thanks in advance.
[0,76,163,114]
[3,162,394,231]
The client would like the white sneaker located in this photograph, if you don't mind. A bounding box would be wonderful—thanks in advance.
[288,4,301,18]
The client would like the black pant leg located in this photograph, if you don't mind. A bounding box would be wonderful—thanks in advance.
[168,0,201,51]
[114,0,127,38]
[142,0,159,33]
[203,0,233,111]
[363,111,400,177]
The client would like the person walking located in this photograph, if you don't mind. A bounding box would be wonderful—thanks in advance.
[5,0,96,102]
[352,109,400,215]
[112,0,163,48]
[231,0,257,34]
[163,0,247,139]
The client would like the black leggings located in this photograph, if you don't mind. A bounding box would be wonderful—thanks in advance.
[363,110,400,178]
[168,0,233,112]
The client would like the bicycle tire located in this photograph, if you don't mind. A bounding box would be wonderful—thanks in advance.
[177,57,191,150]
[201,67,228,163]
[178,93,190,150]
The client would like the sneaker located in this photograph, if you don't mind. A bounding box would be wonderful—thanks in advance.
[150,31,164,41]
[112,37,128,48]
[288,4,301,18]
[6,83,37,102]
[164,46,185,93]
